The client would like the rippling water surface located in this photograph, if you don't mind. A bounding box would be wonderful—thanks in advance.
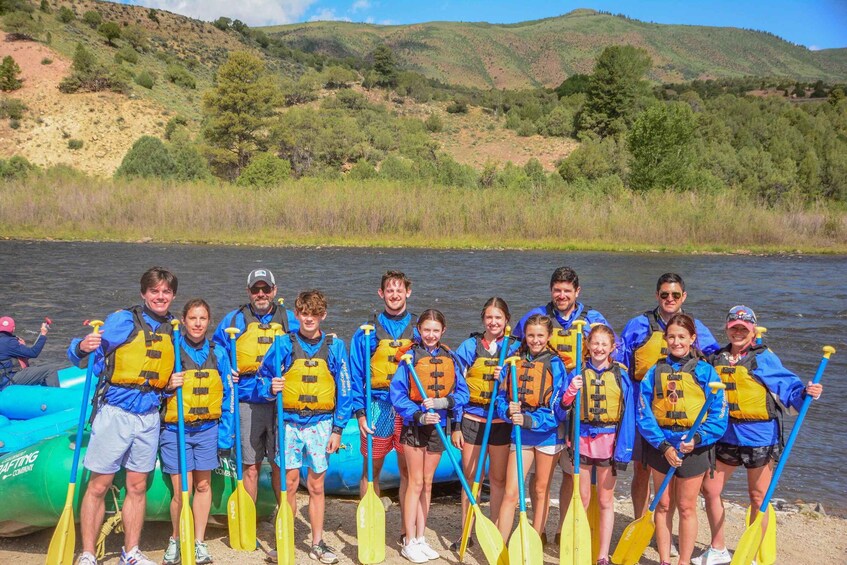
[2,241,845,513]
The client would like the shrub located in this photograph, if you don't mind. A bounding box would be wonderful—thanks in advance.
[379,154,415,182]
[67,138,83,150]
[164,115,188,139]
[0,155,34,179]
[9,117,20,129]
[115,45,138,64]
[424,113,443,133]
[446,99,468,114]
[348,160,377,180]
[0,56,23,91]
[236,152,291,188]
[3,11,43,41]
[170,139,211,181]
[82,10,101,29]
[41,57,52,65]
[98,21,120,46]
[165,64,195,89]
[134,70,154,89]
[516,120,537,137]
[56,6,73,23]
[0,97,26,119]
[115,135,176,179]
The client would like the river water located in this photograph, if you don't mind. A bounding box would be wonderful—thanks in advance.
[1,241,845,514]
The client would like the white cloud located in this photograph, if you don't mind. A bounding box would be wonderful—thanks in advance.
[120,0,317,26]
[308,8,351,22]
[808,45,821,51]
[351,0,371,12]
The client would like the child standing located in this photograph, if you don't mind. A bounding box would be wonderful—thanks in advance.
[261,290,353,564]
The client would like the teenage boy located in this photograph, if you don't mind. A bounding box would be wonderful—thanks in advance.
[620,273,719,523]
[349,271,416,510]
[513,266,613,545]
[260,289,353,564]
[213,268,299,507]
[67,267,178,565]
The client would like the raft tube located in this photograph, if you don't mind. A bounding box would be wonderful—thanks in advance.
[0,431,277,537]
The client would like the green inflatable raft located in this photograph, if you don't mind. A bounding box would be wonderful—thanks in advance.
[0,430,277,537]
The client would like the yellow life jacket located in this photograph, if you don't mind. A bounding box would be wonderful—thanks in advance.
[408,344,456,403]
[466,334,502,407]
[512,349,555,412]
[582,363,625,425]
[652,357,706,429]
[107,306,175,391]
[632,310,669,382]
[235,304,289,375]
[369,315,414,390]
[713,346,779,422]
[164,341,224,424]
[545,304,588,371]
[282,334,335,414]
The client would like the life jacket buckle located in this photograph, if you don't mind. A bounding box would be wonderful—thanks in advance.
[304,360,319,368]
[301,374,318,383]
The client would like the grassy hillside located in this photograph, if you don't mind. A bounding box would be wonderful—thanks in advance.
[262,9,847,89]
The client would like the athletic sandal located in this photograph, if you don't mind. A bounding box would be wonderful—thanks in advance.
[195,540,213,565]
[692,546,732,565]
[596,558,610,565]
[309,540,339,564]
[76,552,98,565]
[162,537,180,565]
[119,546,156,565]
[416,537,440,560]
[401,541,428,564]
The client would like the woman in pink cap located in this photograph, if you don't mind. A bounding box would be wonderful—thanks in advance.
[693,306,824,565]
[0,316,57,390]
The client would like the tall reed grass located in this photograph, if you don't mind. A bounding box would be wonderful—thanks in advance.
[1,174,845,253]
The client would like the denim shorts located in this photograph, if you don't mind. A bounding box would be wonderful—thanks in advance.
[84,403,160,474]
[159,424,220,474]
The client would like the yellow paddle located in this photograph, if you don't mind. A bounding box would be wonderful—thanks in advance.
[505,355,544,565]
[612,380,726,565]
[356,324,386,564]
[170,320,196,565]
[559,319,591,565]
[270,324,295,564]
[458,326,511,562]
[46,319,103,565]
[400,354,507,565]
[224,326,257,551]
[588,466,600,563]
[731,346,835,565]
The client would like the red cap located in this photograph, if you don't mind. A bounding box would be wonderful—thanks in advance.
[0,317,14,333]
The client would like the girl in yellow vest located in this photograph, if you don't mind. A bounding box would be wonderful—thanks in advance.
[560,324,635,565]
[390,309,469,563]
[160,299,234,565]
[637,313,727,565]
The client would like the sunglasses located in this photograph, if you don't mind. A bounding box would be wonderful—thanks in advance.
[728,311,756,323]
[659,291,683,300]
[249,285,273,295]
[666,379,679,404]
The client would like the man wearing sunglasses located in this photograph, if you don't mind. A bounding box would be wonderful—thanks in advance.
[213,269,299,514]
[620,272,719,527]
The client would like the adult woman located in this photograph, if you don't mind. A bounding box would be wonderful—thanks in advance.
[637,313,727,565]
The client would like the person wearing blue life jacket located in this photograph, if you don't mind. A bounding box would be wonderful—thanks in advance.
[451,297,519,550]
[693,306,823,565]
[390,309,468,564]
[260,289,352,565]
[560,324,635,565]
[0,316,60,389]
[512,266,613,544]
[160,299,234,565]
[67,267,179,565]
[349,270,419,547]
[620,272,719,523]
[212,268,299,514]
[637,313,728,565]
[496,313,567,544]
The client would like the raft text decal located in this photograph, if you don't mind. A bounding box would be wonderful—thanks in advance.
[0,450,40,480]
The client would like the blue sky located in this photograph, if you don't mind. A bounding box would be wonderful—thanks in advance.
[118,1,847,50]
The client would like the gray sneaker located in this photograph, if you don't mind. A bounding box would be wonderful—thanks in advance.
[195,540,213,564]
[162,537,180,565]
[309,540,339,564]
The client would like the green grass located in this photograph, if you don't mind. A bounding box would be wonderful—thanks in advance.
[1,174,844,254]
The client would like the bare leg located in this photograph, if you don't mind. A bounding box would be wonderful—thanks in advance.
[417,451,443,538]
[122,470,150,550]
[460,441,482,523]
[403,446,426,543]
[192,470,212,541]
[651,470,673,565]
[676,474,706,565]
[531,450,560,536]
[168,473,182,539]
[702,460,734,550]
[307,469,327,544]
[497,448,534,541]
[631,463,651,518]
[80,472,115,554]
[284,468,299,520]
[595,465,616,560]
[487,444,510,524]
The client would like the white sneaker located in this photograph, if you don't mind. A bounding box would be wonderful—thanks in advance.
[416,537,440,560]
[670,542,679,558]
[119,546,157,565]
[401,540,429,564]
[692,546,731,565]
[76,552,98,565]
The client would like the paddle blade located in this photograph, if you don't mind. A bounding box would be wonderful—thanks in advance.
[558,494,592,565]
[227,481,257,551]
[472,505,508,565]
[46,490,76,565]
[610,510,655,565]
[275,499,296,565]
[180,492,196,565]
[741,504,776,565]
[357,483,386,564]
[588,483,600,563]
[508,512,543,565]
[730,511,765,565]
[457,482,480,561]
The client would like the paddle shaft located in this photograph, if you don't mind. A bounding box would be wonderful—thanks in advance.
[273,331,288,494]
[364,327,374,482]
[226,332,245,482]
[756,350,832,512]
[509,362,529,512]
[474,333,512,486]
[403,357,480,505]
[68,321,102,485]
[172,325,190,495]
[573,329,583,467]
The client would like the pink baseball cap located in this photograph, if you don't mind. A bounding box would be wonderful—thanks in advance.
[0,317,14,333]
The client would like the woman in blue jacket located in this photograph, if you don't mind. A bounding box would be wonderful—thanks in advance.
[561,324,634,565]
[693,306,823,565]
[638,313,727,565]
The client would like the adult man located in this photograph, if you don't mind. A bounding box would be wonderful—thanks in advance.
[212,269,299,509]
[67,267,178,565]
[513,266,613,545]
[0,316,59,389]
[349,271,416,544]
[620,272,719,521]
